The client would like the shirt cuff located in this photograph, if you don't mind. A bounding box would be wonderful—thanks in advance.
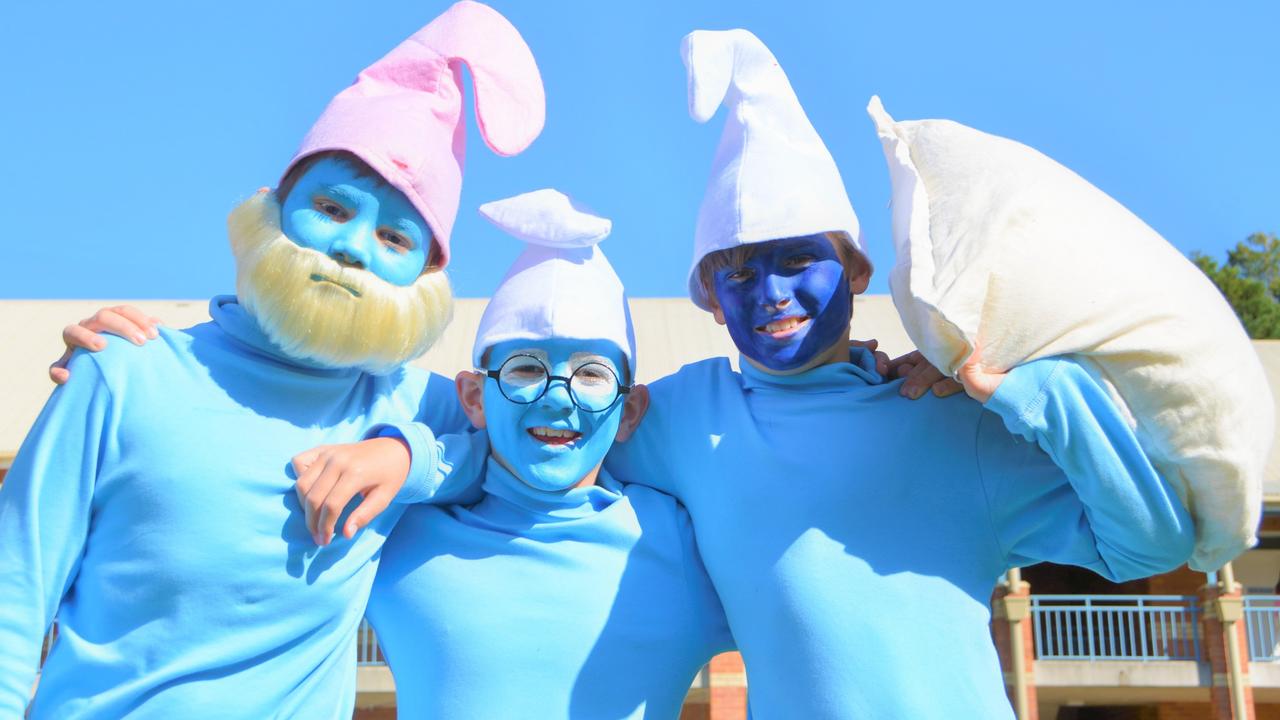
[982,358,1066,438]
[365,422,440,504]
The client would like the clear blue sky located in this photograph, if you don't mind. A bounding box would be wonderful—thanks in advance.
[3,2,1277,299]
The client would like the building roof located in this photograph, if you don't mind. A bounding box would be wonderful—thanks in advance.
[3,298,1278,501]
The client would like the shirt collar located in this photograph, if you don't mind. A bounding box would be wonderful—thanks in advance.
[208,295,359,376]
[479,456,621,521]
[739,345,883,394]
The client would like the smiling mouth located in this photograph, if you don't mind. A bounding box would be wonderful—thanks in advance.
[528,427,581,446]
[309,273,362,298]
[756,315,810,339]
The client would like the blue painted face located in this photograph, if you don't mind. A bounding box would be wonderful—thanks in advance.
[482,338,628,492]
[712,234,853,372]
[280,156,432,286]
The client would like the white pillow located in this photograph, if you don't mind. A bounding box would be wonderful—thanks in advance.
[867,96,1273,572]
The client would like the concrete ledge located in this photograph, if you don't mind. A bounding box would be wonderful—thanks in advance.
[355,666,395,708]
[1037,659,1208,688]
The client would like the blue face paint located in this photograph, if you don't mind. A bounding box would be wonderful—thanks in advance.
[280,156,432,286]
[482,338,628,492]
[712,234,852,372]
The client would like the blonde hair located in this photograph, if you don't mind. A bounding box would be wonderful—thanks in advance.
[695,232,869,308]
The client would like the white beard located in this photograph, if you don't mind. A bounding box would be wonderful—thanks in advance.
[227,191,454,374]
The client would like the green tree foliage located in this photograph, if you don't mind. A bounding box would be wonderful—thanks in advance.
[1193,232,1280,339]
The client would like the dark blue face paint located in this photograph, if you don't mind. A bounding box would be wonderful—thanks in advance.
[712,234,852,372]
[280,156,431,286]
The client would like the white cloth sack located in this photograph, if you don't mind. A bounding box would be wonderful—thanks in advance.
[868,96,1273,571]
[473,188,636,373]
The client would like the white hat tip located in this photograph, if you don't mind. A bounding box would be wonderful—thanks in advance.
[479,188,611,249]
[866,95,897,135]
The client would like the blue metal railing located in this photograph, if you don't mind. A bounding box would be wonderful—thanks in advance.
[1030,595,1201,661]
[1244,595,1280,661]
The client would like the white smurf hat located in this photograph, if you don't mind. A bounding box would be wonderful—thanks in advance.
[472,188,636,375]
[682,28,865,310]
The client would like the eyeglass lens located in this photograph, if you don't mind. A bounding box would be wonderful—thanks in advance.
[496,355,621,412]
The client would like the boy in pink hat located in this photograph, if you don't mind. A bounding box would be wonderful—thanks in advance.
[0,3,542,717]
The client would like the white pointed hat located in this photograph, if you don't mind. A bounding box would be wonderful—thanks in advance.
[473,189,636,375]
[682,29,865,310]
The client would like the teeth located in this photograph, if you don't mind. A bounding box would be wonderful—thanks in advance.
[763,316,808,333]
[531,427,579,439]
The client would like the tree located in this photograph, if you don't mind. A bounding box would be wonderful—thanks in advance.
[1192,232,1280,339]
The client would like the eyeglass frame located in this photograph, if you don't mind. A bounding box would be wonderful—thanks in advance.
[484,353,632,414]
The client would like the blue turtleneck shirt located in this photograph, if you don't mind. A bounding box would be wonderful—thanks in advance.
[0,296,474,719]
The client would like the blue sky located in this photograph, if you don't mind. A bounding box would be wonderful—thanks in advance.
[4,1,1277,299]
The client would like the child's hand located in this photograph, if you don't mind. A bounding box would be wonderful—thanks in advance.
[291,437,412,546]
[849,338,890,376]
[955,345,1007,404]
[887,350,965,400]
[50,305,161,384]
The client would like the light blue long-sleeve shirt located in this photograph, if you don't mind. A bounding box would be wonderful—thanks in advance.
[0,296,473,719]
[603,350,1194,719]
[367,458,733,719]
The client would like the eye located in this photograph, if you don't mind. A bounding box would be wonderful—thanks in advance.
[784,254,817,269]
[725,267,755,283]
[377,228,413,252]
[313,197,351,222]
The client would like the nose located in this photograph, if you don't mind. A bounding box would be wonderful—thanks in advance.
[328,222,376,270]
[761,273,793,312]
[537,377,575,415]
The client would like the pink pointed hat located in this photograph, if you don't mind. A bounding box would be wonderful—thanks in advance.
[283,0,545,269]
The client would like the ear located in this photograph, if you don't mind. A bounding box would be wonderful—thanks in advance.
[848,266,871,295]
[455,370,487,429]
[613,384,650,443]
[709,298,728,326]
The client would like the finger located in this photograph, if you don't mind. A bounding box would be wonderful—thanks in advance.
[310,462,350,545]
[886,350,924,379]
[931,378,966,398]
[49,354,73,385]
[873,350,890,376]
[62,324,107,352]
[81,310,148,345]
[902,362,945,399]
[293,454,329,535]
[343,486,394,540]
[848,338,879,352]
[291,447,325,480]
[112,305,160,339]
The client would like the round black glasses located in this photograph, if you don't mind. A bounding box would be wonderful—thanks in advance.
[486,353,630,413]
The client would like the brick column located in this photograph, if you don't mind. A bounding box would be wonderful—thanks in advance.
[1200,579,1255,720]
[991,576,1038,720]
[707,651,747,720]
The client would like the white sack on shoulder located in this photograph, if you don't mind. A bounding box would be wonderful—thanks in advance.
[867,95,1273,571]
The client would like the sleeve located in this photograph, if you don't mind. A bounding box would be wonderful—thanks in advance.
[678,505,736,658]
[977,357,1195,582]
[604,364,721,497]
[0,352,112,715]
[364,371,486,506]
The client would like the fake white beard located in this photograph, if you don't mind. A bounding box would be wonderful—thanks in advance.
[227,191,454,375]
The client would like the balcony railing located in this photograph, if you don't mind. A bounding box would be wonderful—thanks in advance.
[1244,595,1280,662]
[1030,595,1201,661]
[356,619,386,667]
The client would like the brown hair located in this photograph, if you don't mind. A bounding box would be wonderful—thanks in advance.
[275,151,443,271]
[695,231,869,308]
